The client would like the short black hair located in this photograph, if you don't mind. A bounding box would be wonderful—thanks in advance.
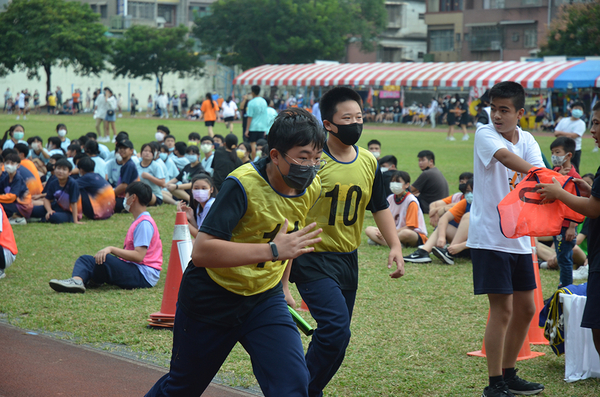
[4,153,20,164]
[77,156,95,173]
[200,135,213,143]
[84,140,99,155]
[368,139,381,148]
[174,141,187,155]
[164,134,176,142]
[126,181,152,207]
[417,150,435,163]
[54,158,73,172]
[50,153,66,161]
[73,152,88,165]
[379,155,397,167]
[185,145,200,155]
[67,143,82,153]
[251,85,261,95]
[571,102,584,110]
[141,143,156,155]
[594,101,600,112]
[213,134,225,142]
[157,125,170,135]
[48,136,63,150]
[320,87,363,124]
[466,178,474,189]
[14,143,29,156]
[27,136,43,145]
[391,170,411,184]
[267,108,326,157]
[459,172,473,181]
[56,123,67,132]
[78,135,90,146]
[582,173,595,180]
[550,136,576,156]
[489,81,525,111]
[256,138,268,148]
[188,132,201,141]
[85,132,97,140]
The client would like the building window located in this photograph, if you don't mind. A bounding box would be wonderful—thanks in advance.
[157,4,175,24]
[427,0,439,12]
[470,26,503,51]
[129,2,155,20]
[189,6,211,21]
[380,47,404,62]
[524,29,537,48]
[418,13,425,19]
[418,51,425,58]
[430,29,454,52]
[483,0,505,8]
[440,0,463,11]
[386,4,403,28]
[512,33,520,42]
[99,4,108,19]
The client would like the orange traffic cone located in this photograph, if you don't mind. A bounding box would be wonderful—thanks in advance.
[297,299,310,312]
[529,237,548,345]
[467,310,545,361]
[148,212,192,328]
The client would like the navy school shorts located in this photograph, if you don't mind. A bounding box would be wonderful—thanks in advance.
[472,248,536,295]
[581,271,600,329]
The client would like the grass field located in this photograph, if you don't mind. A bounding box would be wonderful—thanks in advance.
[0,112,599,396]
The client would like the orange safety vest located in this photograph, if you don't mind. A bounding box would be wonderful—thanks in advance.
[498,167,585,239]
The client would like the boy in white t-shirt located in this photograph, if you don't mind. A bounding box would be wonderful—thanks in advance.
[466,82,545,397]
[365,170,427,247]
[554,101,586,172]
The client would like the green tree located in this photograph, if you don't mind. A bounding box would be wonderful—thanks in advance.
[0,0,110,93]
[193,0,386,69]
[541,2,600,56]
[111,25,204,93]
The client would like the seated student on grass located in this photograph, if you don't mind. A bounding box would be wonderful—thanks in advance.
[177,173,217,237]
[166,145,205,203]
[188,132,201,147]
[66,142,82,171]
[75,156,115,220]
[46,136,65,157]
[146,107,324,397]
[550,136,581,288]
[158,144,179,181]
[1,124,27,151]
[379,155,398,197]
[155,125,170,144]
[56,123,71,152]
[30,159,83,225]
[84,132,111,161]
[84,140,108,180]
[0,153,33,225]
[428,171,473,227]
[365,170,427,248]
[0,202,17,280]
[112,139,139,213]
[404,178,473,265]
[164,133,176,155]
[49,182,162,293]
[170,141,190,172]
[200,135,215,176]
[211,133,243,190]
[13,144,43,197]
[367,139,382,160]
[213,133,224,149]
[410,150,449,214]
[136,143,166,206]
[253,138,268,162]
[27,135,50,164]
[2,149,43,208]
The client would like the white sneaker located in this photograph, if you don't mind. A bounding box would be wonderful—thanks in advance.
[111,136,116,143]
[448,136,456,141]
[367,238,379,246]
[16,116,19,120]
[573,265,589,280]
[9,217,26,225]
[539,261,548,269]
[593,147,599,153]
[462,134,469,141]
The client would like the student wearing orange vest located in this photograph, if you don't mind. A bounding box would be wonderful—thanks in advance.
[14,144,43,195]
[0,204,18,279]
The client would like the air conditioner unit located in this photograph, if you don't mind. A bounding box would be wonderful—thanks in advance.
[490,41,501,50]
[156,17,166,28]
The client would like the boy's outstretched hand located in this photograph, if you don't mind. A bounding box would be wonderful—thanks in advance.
[388,247,405,279]
[272,219,322,261]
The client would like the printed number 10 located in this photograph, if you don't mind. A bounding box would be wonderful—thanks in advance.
[325,185,362,226]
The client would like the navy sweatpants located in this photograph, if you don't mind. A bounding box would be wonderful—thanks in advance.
[146,293,309,397]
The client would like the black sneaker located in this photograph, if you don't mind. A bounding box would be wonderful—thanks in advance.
[482,381,515,397]
[403,248,431,263]
[432,246,454,265]
[505,370,544,395]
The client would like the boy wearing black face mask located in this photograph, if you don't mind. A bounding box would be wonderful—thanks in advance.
[147,108,325,397]
[288,87,405,397]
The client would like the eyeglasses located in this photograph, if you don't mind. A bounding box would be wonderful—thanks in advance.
[283,153,326,171]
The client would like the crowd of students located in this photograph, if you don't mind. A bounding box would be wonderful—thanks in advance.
[1,82,600,397]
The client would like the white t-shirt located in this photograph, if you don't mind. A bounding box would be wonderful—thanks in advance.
[467,124,544,254]
[18,93,25,108]
[95,94,107,119]
[554,117,586,151]
[221,101,238,118]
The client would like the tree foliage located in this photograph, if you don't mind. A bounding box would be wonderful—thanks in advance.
[0,0,110,93]
[111,25,204,93]
[193,0,387,69]
[541,2,600,56]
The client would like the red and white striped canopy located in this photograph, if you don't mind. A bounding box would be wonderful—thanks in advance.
[233,61,588,89]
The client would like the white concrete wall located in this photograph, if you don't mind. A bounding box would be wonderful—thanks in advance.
[0,62,235,110]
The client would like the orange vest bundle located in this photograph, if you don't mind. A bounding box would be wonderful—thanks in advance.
[498,167,585,239]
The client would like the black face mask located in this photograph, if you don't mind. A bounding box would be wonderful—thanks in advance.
[277,155,318,191]
[458,183,467,194]
[327,122,363,146]
[214,142,221,149]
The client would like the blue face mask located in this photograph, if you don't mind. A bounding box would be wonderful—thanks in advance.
[185,154,198,164]
[168,146,175,152]
[465,192,474,204]
[159,153,168,161]
[571,109,583,119]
